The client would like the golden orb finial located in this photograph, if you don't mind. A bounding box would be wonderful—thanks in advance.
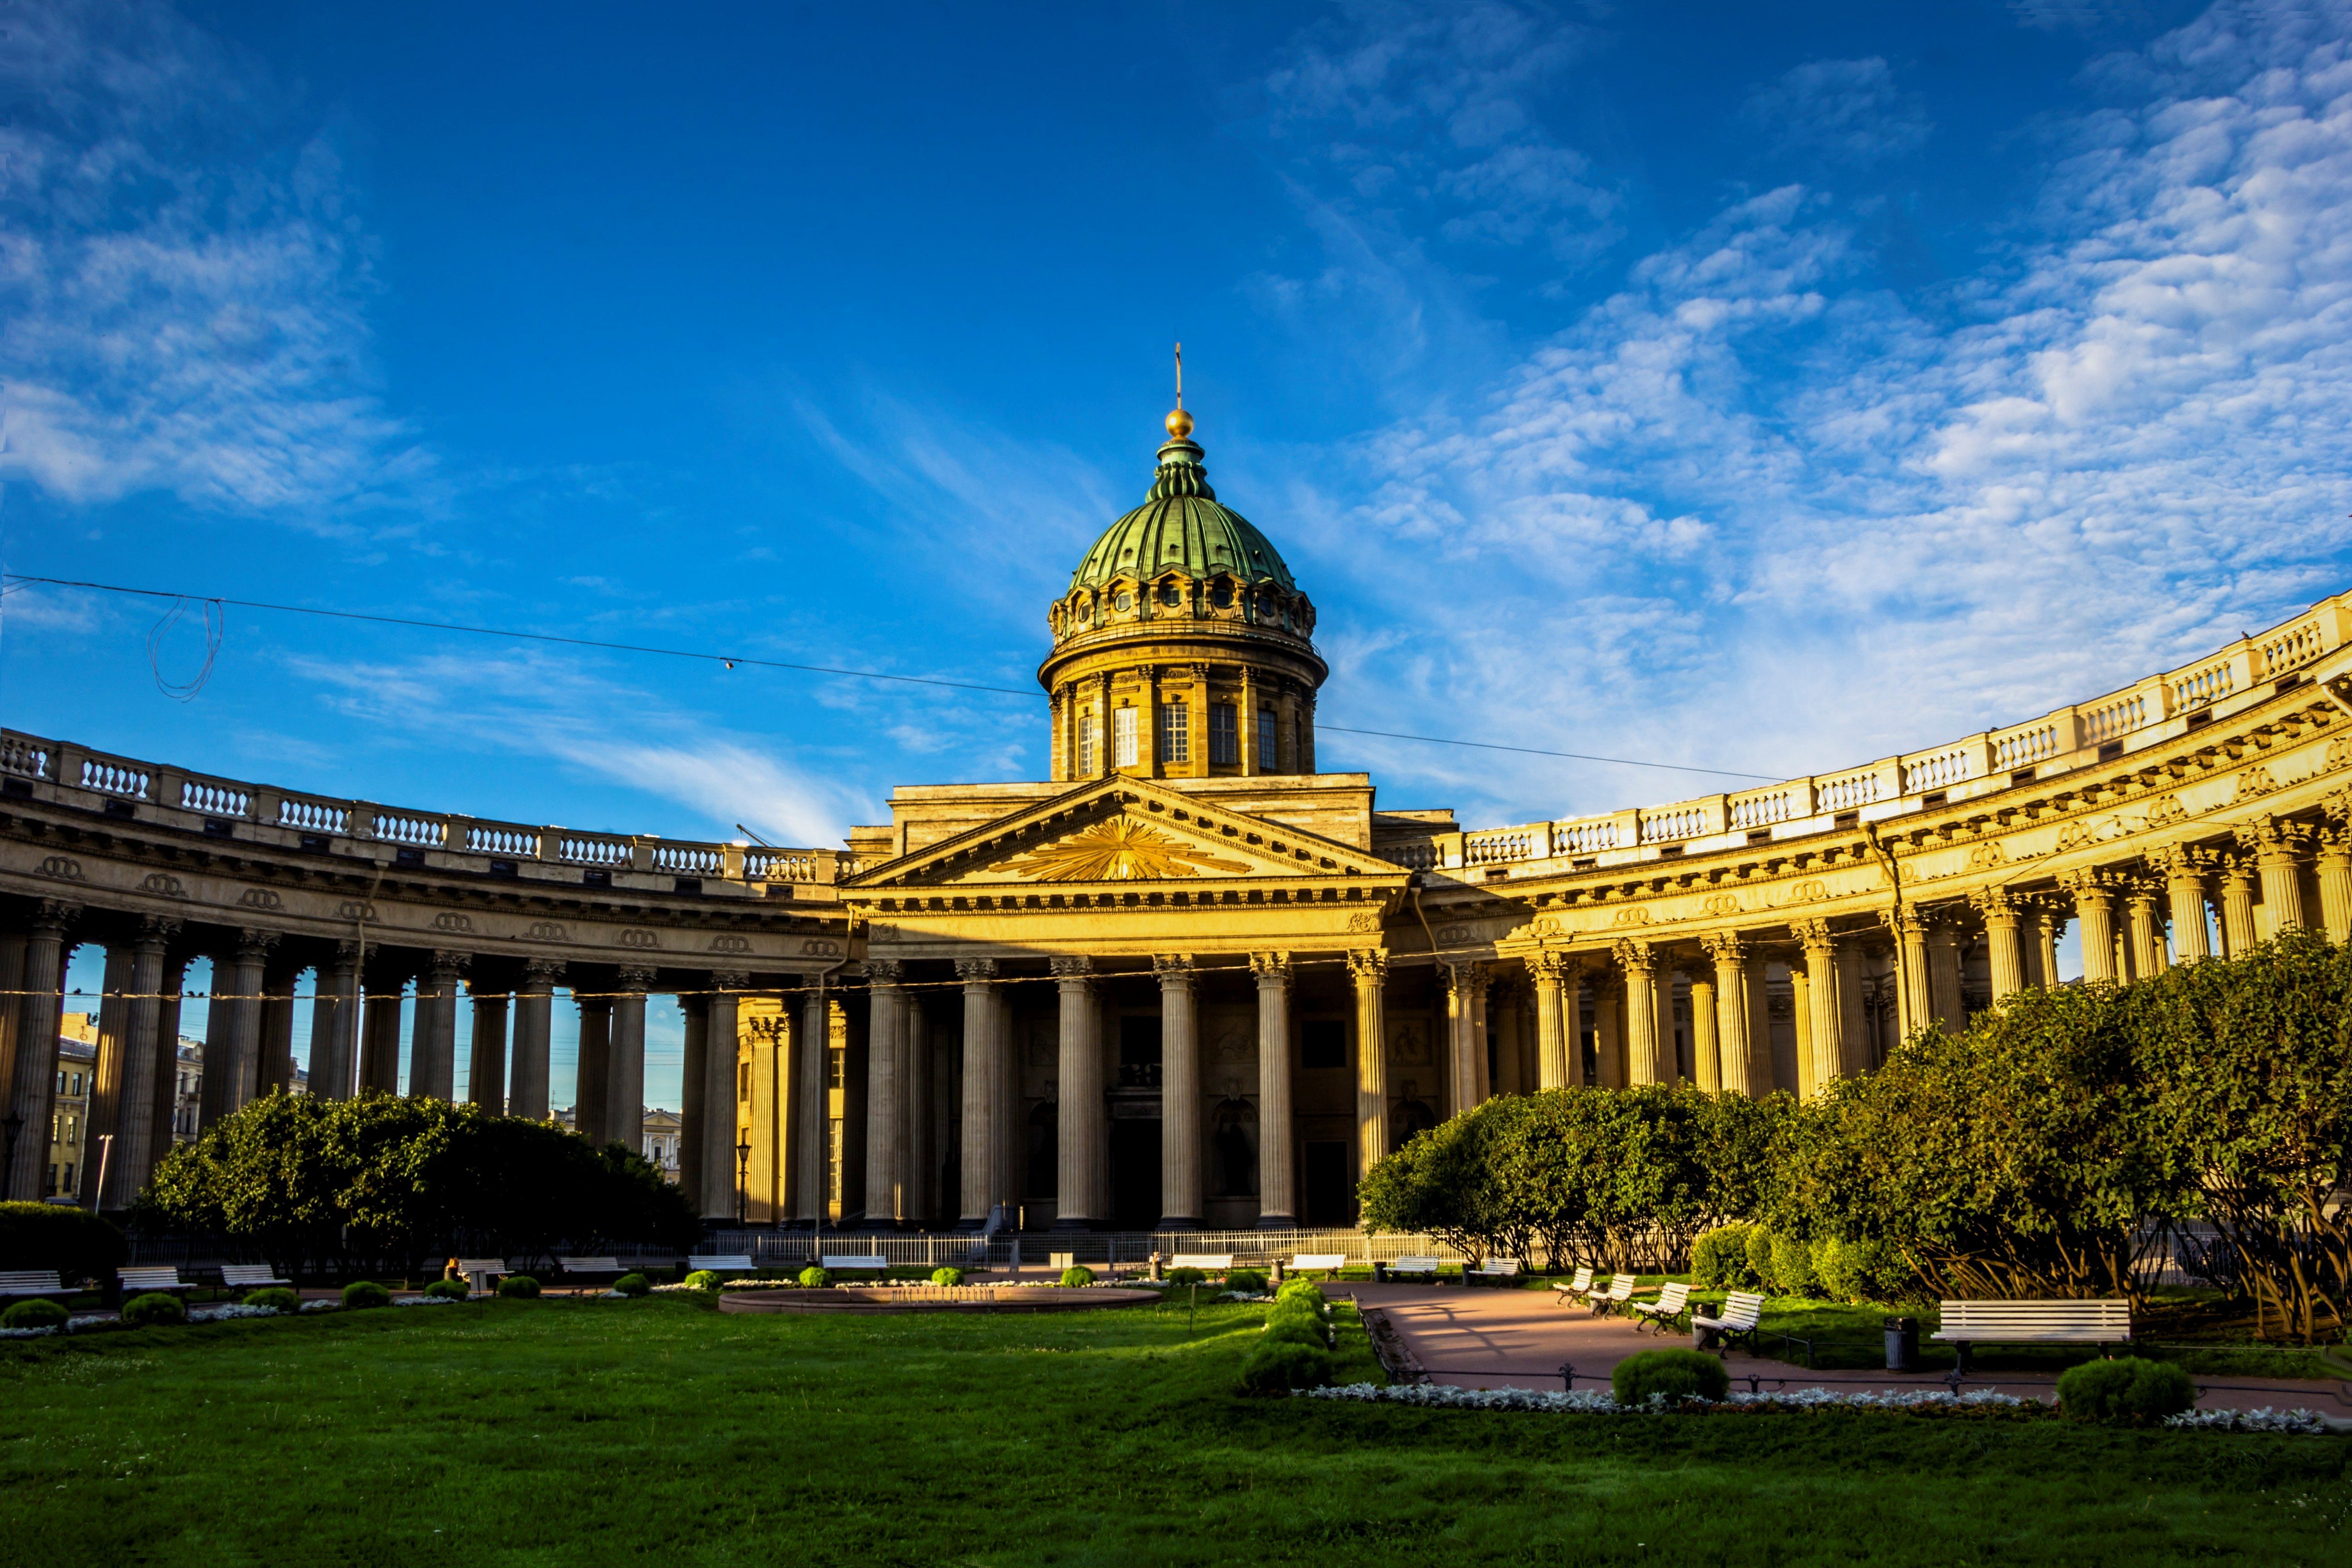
[1165,405,1194,439]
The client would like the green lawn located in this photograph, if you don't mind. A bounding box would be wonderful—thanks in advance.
[4,1293,2349,1563]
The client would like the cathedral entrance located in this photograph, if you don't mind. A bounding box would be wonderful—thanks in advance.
[1109,1117,1161,1230]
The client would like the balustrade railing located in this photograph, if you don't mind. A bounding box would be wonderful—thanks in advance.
[2081,692,2148,744]
[0,735,49,779]
[2260,618,2325,677]
[1382,839,1439,870]
[1639,805,1708,843]
[180,778,251,817]
[277,796,349,834]
[1463,829,1532,865]
[1728,787,1796,828]
[1554,817,1621,856]
[1814,769,1881,813]
[2172,657,2235,710]
[1992,720,2061,771]
[465,822,540,857]
[652,843,722,875]
[1899,746,1971,794]
[370,809,446,847]
[80,756,149,799]
[557,833,632,867]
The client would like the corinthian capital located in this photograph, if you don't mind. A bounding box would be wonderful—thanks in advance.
[1347,949,1390,985]
[1612,938,1654,975]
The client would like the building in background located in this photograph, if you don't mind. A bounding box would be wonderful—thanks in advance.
[171,1037,202,1143]
[46,1013,98,1200]
[643,1108,681,1183]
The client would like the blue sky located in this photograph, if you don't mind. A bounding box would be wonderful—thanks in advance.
[10,0,2352,1103]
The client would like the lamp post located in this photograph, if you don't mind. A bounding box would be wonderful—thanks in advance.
[735,1140,751,1228]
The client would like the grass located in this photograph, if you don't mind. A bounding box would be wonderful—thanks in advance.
[4,1291,2350,1563]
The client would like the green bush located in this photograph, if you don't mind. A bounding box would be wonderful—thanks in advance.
[797,1266,831,1289]
[1262,1318,1328,1352]
[3,1298,69,1329]
[1811,1236,1915,1303]
[0,1201,126,1284]
[2056,1357,2197,1423]
[1166,1266,1207,1286]
[1225,1269,1268,1295]
[1276,1279,1327,1308]
[497,1274,541,1298]
[683,1269,722,1291]
[612,1272,652,1297]
[929,1266,964,1286]
[423,1278,470,1299]
[1237,1338,1335,1394]
[241,1287,300,1313]
[342,1280,392,1310]
[1691,1222,1759,1289]
[1058,1265,1095,1288]
[1745,1225,1778,1292]
[1768,1230,1820,1297]
[1611,1348,1730,1406]
[121,1292,187,1328]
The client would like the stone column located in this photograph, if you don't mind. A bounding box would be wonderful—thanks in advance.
[309,941,363,1101]
[1687,965,1720,1092]
[1593,974,1623,1088]
[678,992,708,1214]
[1883,909,1931,1034]
[2024,896,2065,990]
[700,972,747,1223]
[956,959,1000,1229]
[151,951,190,1154]
[2125,884,2168,978]
[2316,823,2352,943]
[468,980,510,1115]
[359,969,405,1095]
[797,982,828,1226]
[1441,961,1483,1114]
[203,928,275,1127]
[864,960,908,1229]
[2155,847,2215,962]
[3,901,76,1201]
[575,988,613,1142]
[104,916,179,1210]
[1346,950,1387,1179]
[1157,955,1202,1228]
[609,967,651,1156]
[258,960,299,1097]
[509,960,559,1122]
[1251,952,1296,1228]
[2217,857,2259,956]
[900,994,931,1226]
[1923,916,1965,1032]
[2066,871,2123,983]
[2241,818,2313,935]
[1529,951,1574,1090]
[1793,921,1845,1095]
[1616,941,1663,1086]
[1969,890,2026,1002]
[1700,934,1754,1097]
[1050,956,1103,1231]
[1785,955,1814,1097]
[0,932,20,1139]
[412,951,466,1102]
[1470,972,1492,1102]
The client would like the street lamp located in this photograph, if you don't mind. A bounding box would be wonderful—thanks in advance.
[735,1140,751,1229]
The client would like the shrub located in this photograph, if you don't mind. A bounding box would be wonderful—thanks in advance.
[241,1287,300,1313]
[1238,1338,1334,1394]
[2056,1357,2197,1423]
[1225,1269,1268,1295]
[1262,1318,1328,1352]
[120,1292,187,1328]
[1769,1230,1820,1297]
[3,1298,69,1329]
[929,1267,964,1287]
[342,1280,392,1310]
[1691,1222,1759,1289]
[683,1269,722,1291]
[1267,1300,1326,1333]
[612,1272,652,1297]
[1166,1266,1207,1286]
[1276,1279,1327,1308]
[1611,1348,1730,1406]
[423,1278,470,1299]
[1744,1225,1778,1292]
[0,1201,126,1284]
[797,1266,830,1289]
[497,1274,541,1299]
[1059,1265,1095,1288]
[1811,1236,1915,1303]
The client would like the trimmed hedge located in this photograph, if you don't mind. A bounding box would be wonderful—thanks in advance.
[612,1272,652,1297]
[1276,1279,1327,1308]
[1166,1266,1207,1286]
[0,1201,125,1284]
[797,1266,830,1289]
[1058,1265,1095,1288]
[342,1280,392,1310]
[683,1269,722,1291]
[1611,1348,1730,1406]
[423,1278,470,1299]
[2056,1357,2196,1423]
[121,1292,187,1328]
[1225,1269,1268,1295]
[1238,1338,1334,1394]
[241,1287,300,1313]
[497,1274,541,1299]
[3,1298,68,1329]
[929,1266,964,1287]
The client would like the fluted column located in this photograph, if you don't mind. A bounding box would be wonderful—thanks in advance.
[2241,818,2313,936]
[510,959,559,1121]
[257,960,299,1097]
[2125,883,2168,978]
[609,966,650,1156]
[3,901,76,1200]
[1529,951,1573,1090]
[2066,871,2123,983]
[700,971,746,1223]
[1251,952,1296,1228]
[796,982,828,1226]
[2217,857,2259,956]
[1686,963,1720,1091]
[104,916,179,1210]
[2316,823,2352,943]
[1049,956,1102,1231]
[2154,847,2215,962]
[864,961,908,1228]
[0,933,20,1145]
[2024,895,2066,989]
[575,987,613,1140]
[1696,934,1749,1096]
[1593,971,1623,1088]
[1883,909,1931,1034]
[1441,961,1485,1113]
[203,928,275,1127]
[1615,941,1663,1086]
[900,993,930,1225]
[1923,916,1965,1032]
[1792,920,1845,1094]
[745,1014,783,1223]
[956,959,1000,1229]
[468,980,509,1115]
[308,941,362,1101]
[412,951,466,1102]
[678,992,709,1213]
[1157,955,1201,1228]
[1346,950,1387,1180]
[359,966,405,1095]
[1470,973,1491,1102]
[1970,890,2027,1002]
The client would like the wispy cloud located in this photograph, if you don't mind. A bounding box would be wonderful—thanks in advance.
[1740,58,1933,166]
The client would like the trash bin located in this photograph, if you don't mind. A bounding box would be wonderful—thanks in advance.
[1884,1316,1918,1372]
[1372,1261,1387,1284]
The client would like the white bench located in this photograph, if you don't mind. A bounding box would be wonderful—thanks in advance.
[1166,1254,1235,1273]
[1388,1255,1446,1281]
[687,1254,756,1276]
[1550,1266,1595,1304]
[557,1255,623,1278]
[1933,1299,2133,1373]
[1586,1272,1637,1316]
[1691,1289,1766,1354]
[1630,1280,1691,1333]
[1289,1252,1348,1278]
[451,1258,507,1294]
[118,1266,196,1296]
[820,1254,887,1276]
[221,1264,292,1291]
[0,1270,74,1302]
[1468,1258,1521,1287]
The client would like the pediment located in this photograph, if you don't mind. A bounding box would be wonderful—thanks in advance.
[845,777,1403,891]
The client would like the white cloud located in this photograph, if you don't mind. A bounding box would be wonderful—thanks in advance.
[1740,58,1934,166]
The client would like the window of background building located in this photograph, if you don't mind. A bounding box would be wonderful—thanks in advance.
[1077,708,1098,773]
[738,1063,750,1103]
[1210,703,1238,764]
[827,1120,843,1206]
[827,1045,845,1090]
[1160,699,1189,764]
[1257,712,1277,769]
[1113,706,1139,768]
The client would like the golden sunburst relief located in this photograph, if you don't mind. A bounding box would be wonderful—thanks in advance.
[1002,817,1254,882]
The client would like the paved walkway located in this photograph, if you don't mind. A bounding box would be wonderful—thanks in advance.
[1343,1282,2352,1417]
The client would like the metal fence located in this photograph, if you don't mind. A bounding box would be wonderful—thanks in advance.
[685,1228,1471,1271]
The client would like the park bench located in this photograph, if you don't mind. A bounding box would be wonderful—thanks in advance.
[1587,1272,1637,1316]
[1550,1266,1596,1305]
[0,1270,74,1303]
[1691,1290,1766,1354]
[687,1254,756,1277]
[1289,1252,1348,1278]
[1630,1281,1691,1333]
[118,1266,197,1296]
[556,1256,623,1280]
[451,1258,508,1294]
[220,1264,293,1292]
[1388,1255,1446,1282]
[1467,1258,1522,1288]
[1933,1299,2132,1374]
[820,1254,888,1278]
[1166,1254,1235,1274]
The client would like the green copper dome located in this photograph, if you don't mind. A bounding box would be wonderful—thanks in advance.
[1068,434,1297,592]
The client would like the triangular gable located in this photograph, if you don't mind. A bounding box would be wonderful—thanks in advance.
[844,776,1402,889]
